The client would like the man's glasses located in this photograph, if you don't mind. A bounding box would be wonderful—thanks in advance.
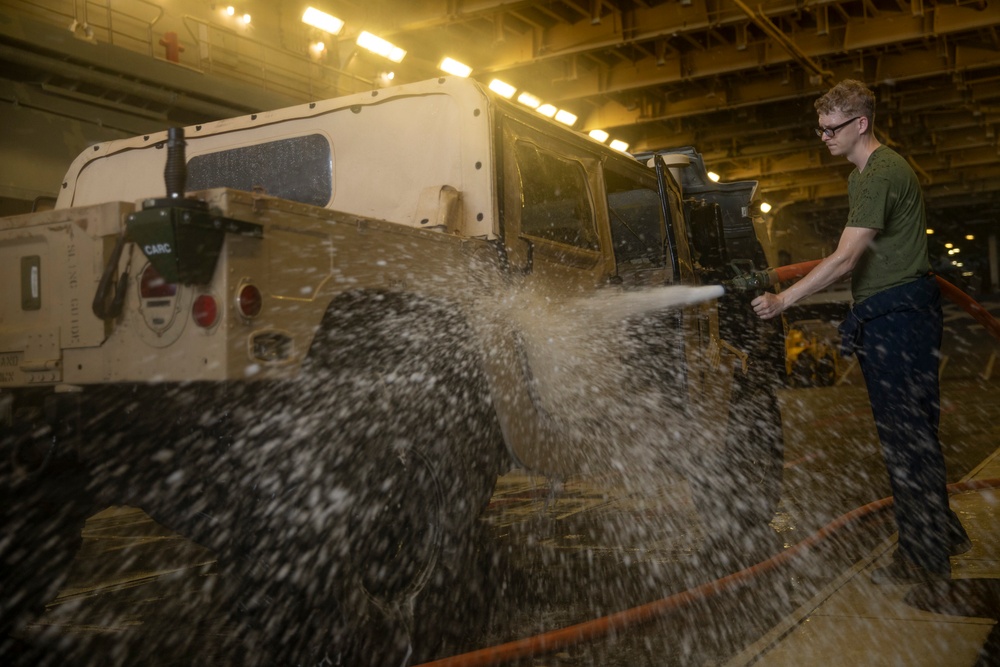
[815,116,860,138]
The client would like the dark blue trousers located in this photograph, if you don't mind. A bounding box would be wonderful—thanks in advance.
[840,274,968,575]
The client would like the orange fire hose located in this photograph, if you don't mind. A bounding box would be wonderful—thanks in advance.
[935,275,1000,343]
[415,478,1000,667]
[740,259,1000,343]
[771,258,822,283]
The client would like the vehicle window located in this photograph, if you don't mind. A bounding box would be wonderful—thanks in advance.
[604,167,665,267]
[513,141,598,250]
[187,134,332,207]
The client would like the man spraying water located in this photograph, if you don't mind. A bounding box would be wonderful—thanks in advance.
[751,79,970,586]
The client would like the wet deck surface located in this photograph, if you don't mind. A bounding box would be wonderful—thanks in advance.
[5,300,1000,666]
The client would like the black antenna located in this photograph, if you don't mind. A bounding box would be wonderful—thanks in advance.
[164,127,187,199]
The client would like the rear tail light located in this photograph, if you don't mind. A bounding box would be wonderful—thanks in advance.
[237,283,262,318]
[192,294,219,328]
[139,264,177,299]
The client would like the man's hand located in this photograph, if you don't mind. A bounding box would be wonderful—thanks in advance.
[750,226,875,321]
[752,292,786,320]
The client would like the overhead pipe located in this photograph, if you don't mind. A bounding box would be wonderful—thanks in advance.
[0,43,247,120]
[729,0,832,84]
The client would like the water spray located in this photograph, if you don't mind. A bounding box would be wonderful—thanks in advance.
[568,284,726,324]
[407,263,1000,667]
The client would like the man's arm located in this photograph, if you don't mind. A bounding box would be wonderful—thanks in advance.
[752,226,877,320]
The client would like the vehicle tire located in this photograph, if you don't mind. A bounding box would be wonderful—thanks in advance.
[220,291,505,666]
[790,354,816,387]
[0,403,94,642]
[690,359,784,559]
[688,245,784,561]
[721,365,784,528]
[815,354,837,387]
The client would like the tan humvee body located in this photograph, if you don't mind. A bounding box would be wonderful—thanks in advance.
[0,76,743,477]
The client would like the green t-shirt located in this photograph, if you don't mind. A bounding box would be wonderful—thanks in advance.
[846,145,930,303]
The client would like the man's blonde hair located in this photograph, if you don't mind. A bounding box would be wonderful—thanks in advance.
[814,79,876,124]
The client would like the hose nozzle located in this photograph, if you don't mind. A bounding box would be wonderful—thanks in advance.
[722,268,778,293]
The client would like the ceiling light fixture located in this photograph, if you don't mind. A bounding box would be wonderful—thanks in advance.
[536,103,557,118]
[707,171,720,182]
[357,31,406,63]
[588,129,609,142]
[517,92,541,108]
[488,79,516,98]
[439,57,472,77]
[302,7,344,35]
[609,139,630,153]
[554,109,577,126]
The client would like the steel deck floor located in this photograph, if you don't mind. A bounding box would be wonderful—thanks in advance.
[8,297,1000,667]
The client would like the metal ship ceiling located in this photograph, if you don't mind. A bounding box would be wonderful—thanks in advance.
[1,0,998,255]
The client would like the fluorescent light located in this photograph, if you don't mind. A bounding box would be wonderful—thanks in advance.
[302,7,344,35]
[357,31,406,63]
[609,139,630,152]
[242,13,251,24]
[537,103,557,118]
[588,129,609,142]
[926,228,934,235]
[707,171,720,182]
[554,109,577,126]
[517,92,541,108]
[966,234,975,240]
[226,6,235,16]
[945,242,953,248]
[759,202,772,213]
[488,79,516,98]
[439,57,472,77]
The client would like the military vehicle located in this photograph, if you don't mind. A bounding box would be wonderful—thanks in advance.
[0,76,783,664]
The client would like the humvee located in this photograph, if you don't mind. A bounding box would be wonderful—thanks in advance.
[0,76,783,664]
